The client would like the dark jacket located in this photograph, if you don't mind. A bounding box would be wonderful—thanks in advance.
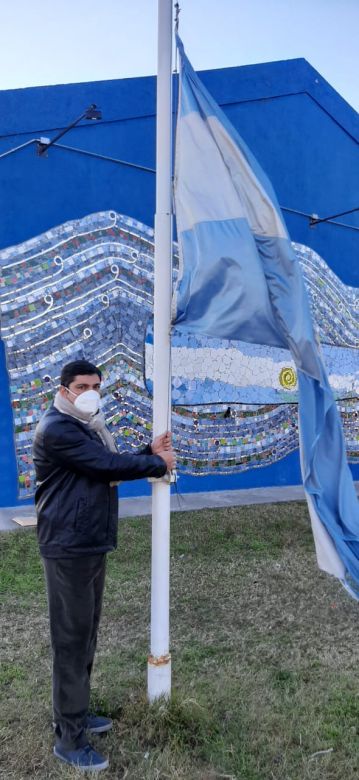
[33,405,167,558]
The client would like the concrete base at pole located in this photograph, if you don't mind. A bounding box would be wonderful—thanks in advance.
[147,654,172,702]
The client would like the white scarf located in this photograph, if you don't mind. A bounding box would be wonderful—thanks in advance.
[53,391,118,453]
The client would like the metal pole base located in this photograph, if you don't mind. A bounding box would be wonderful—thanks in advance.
[147,654,172,702]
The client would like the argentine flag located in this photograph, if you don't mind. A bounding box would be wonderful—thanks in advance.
[173,35,359,596]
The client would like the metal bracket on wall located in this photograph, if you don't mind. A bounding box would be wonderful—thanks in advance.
[281,205,359,232]
[309,207,359,227]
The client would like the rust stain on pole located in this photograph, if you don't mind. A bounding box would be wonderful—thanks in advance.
[148,653,171,667]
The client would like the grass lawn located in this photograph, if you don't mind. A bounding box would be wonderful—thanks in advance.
[1,502,359,779]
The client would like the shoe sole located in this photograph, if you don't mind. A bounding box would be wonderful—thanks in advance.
[53,747,109,772]
[52,720,113,734]
[88,722,113,734]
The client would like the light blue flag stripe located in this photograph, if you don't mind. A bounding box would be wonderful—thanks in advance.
[173,35,359,595]
[145,328,358,405]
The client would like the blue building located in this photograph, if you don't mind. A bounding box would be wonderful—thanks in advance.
[0,57,358,507]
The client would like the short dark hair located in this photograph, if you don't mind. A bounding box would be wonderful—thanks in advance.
[60,360,102,388]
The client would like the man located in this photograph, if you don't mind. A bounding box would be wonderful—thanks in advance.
[33,359,176,772]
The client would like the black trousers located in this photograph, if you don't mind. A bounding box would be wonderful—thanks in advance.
[42,554,106,750]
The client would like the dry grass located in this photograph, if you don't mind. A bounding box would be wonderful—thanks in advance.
[1,502,359,779]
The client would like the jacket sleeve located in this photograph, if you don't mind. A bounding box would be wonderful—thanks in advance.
[43,422,167,483]
[138,443,153,455]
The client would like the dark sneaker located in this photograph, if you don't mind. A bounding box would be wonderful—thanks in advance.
[86,713,113,734]
[53,743,109,772]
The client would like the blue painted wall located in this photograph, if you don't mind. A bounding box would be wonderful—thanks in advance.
[0,58,358,506]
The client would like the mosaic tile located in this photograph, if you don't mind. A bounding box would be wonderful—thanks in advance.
[0,211,357,499]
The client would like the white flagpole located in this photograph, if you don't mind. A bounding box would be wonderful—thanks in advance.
[147,0,173,701]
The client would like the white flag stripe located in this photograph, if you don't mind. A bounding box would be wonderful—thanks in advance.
[176,111,287,239]
[298,420,346,581]
[207,115,288,239]
[308,497,346,580]
[146,341,358,399]
[175,113,245,229]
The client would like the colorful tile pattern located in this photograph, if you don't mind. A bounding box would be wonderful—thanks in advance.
[0,211,358,498]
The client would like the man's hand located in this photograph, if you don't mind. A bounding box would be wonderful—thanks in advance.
[157,448,176,472]
[151,431,172,455]
[151,432,175,472]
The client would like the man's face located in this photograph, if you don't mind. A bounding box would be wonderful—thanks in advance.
[60,374,101,404]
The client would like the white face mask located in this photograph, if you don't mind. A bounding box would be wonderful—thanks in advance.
[66,388,101,415]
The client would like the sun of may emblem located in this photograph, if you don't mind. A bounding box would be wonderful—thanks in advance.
[279,367,297,389]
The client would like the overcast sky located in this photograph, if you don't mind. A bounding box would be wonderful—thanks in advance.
[0,0,358,112]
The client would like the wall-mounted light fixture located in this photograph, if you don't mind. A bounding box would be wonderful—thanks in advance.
[36,104,102,157]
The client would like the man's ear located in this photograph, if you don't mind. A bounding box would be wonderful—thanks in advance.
[59,385,67,398]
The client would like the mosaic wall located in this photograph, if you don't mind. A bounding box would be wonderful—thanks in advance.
[0,211,358,499]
